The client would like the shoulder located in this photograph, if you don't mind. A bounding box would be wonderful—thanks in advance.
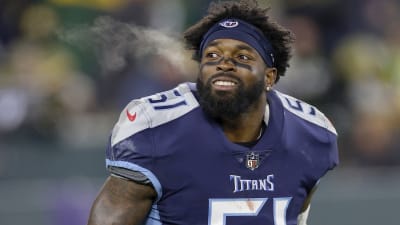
[273,90,337,136]
[272,90,339,171]
[111,82,200,146]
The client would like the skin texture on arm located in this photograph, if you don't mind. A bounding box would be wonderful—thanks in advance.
[301,185,317,212]
[87,175,157,225]
[297,185,318,225]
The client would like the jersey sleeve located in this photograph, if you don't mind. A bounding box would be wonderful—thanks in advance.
[276,91,337,136]
[105,98,162,198]
[105,83,199,200]
[108,163,151,185]
[327,129,339,170]
[275,91,339,189]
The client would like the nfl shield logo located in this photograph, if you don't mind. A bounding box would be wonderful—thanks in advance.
[246,152,260,170]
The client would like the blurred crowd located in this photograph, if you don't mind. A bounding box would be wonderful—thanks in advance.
[1,0,400,167]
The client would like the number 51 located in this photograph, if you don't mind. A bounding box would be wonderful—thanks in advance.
[208,197,291,225]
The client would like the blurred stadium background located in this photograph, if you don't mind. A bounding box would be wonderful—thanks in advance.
[1,0,400,224]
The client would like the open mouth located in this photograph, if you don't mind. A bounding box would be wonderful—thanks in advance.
[211,75,239,89]
[213,80,237,86]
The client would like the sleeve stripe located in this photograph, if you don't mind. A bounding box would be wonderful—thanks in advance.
[106,159,163,202]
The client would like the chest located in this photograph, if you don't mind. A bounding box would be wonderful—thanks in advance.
[149,115,315,225]
[153,114,314,194]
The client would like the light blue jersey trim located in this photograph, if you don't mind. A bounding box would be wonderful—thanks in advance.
[106,159,163,202]
[144,204,162,225]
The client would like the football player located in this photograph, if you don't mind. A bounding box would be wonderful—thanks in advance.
[87,1,338,225]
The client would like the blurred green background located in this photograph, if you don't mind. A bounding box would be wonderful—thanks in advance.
[1,0,400,224]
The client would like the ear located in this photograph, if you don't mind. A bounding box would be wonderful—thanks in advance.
[264,67,277,90]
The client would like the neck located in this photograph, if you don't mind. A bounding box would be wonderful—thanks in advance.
[221,96,267,143]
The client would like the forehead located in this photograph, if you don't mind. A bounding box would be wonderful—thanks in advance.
[204,38,256,52]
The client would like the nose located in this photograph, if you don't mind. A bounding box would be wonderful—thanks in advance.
[217,57,236,72]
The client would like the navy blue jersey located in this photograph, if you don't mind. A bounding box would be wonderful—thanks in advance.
[106,82,338,225]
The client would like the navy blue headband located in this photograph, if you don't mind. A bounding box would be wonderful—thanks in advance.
[199,18,275,67]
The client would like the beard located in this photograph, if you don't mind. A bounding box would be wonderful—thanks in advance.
[196,74,265,120]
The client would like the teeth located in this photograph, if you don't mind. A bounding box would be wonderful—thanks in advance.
[214,80,236,86]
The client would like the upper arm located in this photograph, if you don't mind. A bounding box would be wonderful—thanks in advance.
[87,176,157,225]
[301,184,318,212]
[297,184,318,225]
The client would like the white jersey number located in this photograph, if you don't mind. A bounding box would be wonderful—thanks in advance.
[146,89,187,110]
[208,197,291,225]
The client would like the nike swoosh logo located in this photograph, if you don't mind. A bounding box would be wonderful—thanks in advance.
[126,109,137,122]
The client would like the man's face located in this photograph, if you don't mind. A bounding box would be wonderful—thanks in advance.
[197,38,268,119]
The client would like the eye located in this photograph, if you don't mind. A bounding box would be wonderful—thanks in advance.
[206,52,219,59]
[237,54,251,61]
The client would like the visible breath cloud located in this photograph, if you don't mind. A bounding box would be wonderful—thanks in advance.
[57,16,196,76]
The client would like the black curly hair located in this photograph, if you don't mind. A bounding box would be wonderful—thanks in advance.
[183,0,295,82]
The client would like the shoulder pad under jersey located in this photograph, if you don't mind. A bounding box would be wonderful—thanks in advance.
[111,83,199,146]
[275,90,337,135]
